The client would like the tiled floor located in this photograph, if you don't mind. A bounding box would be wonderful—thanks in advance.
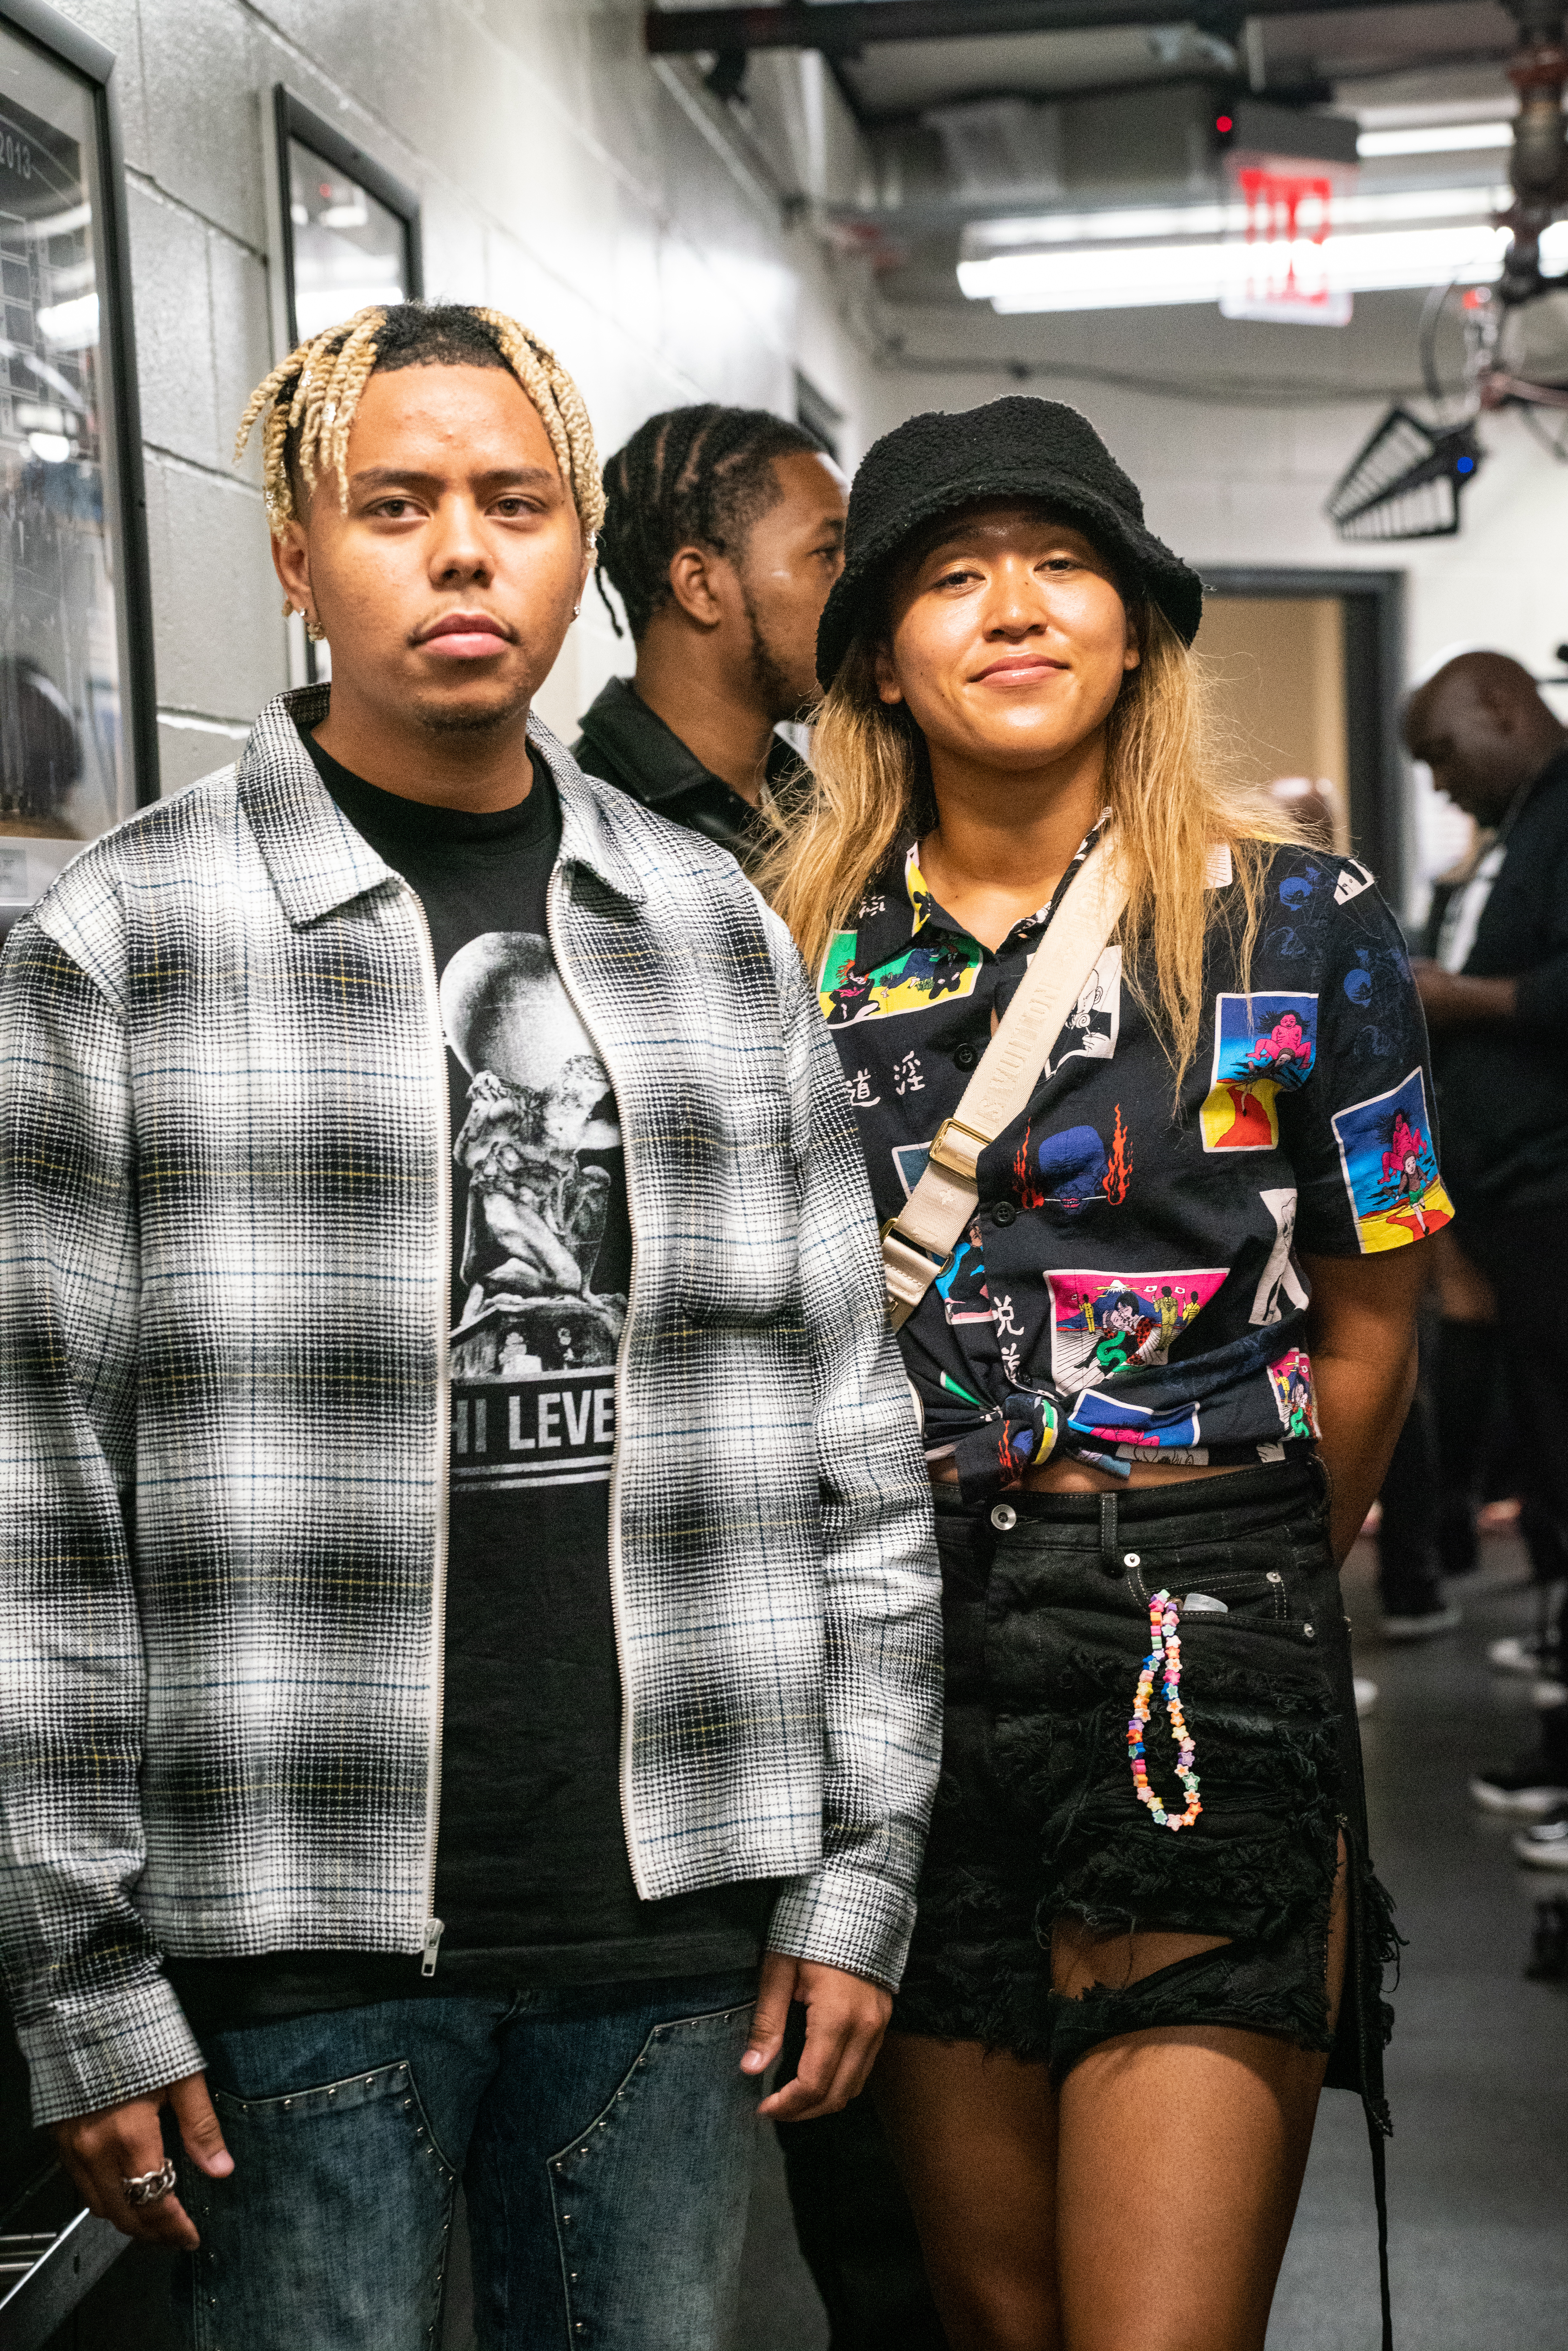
[734,1532,1568,2351]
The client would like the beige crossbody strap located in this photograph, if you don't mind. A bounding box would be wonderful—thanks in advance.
[882,832,1129,1330]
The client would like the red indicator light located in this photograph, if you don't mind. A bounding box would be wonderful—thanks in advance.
[1216,115,1233,134]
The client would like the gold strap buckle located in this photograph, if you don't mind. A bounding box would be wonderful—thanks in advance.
[927,1116,989,1180]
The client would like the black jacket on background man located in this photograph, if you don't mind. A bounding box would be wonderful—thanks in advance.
[573,675,801,868]
[1431,746,1568,1219]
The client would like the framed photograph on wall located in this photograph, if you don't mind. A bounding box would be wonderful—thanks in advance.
[0,0,156,940]
[274,85,422,350]
[272,87,421,683]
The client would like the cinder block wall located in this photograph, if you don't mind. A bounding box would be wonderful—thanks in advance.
[49,0,869,795]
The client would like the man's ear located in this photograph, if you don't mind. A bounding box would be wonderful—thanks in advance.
[665,543,728,630]
[271,521,311,616]
[873,642,904,707]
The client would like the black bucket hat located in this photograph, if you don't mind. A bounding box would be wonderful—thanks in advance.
[816,395,1203,690]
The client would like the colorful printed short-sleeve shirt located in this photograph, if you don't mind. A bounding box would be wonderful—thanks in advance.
[821,830,1453,1500]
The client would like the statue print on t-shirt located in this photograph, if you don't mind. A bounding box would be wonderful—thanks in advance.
[439,930,627,1491]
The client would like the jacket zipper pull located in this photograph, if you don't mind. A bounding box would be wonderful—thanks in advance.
[421,1917,445,1978]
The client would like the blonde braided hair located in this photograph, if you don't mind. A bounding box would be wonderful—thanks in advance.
[234,301,605,543]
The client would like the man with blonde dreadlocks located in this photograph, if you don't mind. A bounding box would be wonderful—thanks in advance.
[0,302,940,2350]
[575,403,848,867]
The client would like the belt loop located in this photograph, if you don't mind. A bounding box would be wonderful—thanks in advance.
[1099,1492,1119,1578]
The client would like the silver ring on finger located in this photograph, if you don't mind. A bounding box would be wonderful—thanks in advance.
[121,2157,177,2207]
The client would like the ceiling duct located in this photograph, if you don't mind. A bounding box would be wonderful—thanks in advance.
[924,96,1062,200]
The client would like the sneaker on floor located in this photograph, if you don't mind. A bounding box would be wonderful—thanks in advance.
[1471,1754,1568,1817]
[1487,1632,1563,1677]
[1383,1601,1462,1642]
[1512,1818,1568,1868]
[1354,1676,1378,1717]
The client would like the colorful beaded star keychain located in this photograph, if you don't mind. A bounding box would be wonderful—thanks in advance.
[1127,1588,1202,1832]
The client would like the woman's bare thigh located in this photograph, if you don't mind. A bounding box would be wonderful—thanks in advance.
[873,2033,1062,2351]
[1050,1836,1349,2351]
[873,1841,1349,2351]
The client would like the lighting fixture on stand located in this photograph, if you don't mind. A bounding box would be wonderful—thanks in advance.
[1326,408,1483,539]
[1327,0,1568,540]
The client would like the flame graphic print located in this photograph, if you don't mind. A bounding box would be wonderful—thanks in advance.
[1012,1124,1048,1210]
[1104,1104,1132,1204]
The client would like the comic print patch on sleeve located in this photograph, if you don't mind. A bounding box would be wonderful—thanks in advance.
[1331,1067,1456,1253]
[1199,992,1318,1152]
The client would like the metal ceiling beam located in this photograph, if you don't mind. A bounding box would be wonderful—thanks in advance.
[644,0,1443,56]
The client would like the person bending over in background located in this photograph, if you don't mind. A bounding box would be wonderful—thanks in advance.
[0,301,940,2351]
[575,403,846,866]
[764,396,1441,2351]
[1403,652,1568,1853]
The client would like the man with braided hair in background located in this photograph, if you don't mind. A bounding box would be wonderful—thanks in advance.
[0,304,940,2349]
[575,403,848,867]
[580,407,948,2349]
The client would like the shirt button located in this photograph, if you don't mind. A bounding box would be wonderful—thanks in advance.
[992,1200,1017,1226]
[953,1042,978,1070]
[990,1503,1017,1531]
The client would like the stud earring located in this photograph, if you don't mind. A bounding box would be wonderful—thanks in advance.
[572,602,581,620]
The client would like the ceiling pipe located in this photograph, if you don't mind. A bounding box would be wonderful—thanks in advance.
[645,0,1446,58]
[1496,0,1568,301]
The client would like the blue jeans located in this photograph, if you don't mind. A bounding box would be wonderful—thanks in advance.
[173,1969,760,2350]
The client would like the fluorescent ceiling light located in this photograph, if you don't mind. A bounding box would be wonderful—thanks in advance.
[961,223,1551,314]
[960,193,1567,314]
[967,185,1508,253]
[1357,121,1512,157]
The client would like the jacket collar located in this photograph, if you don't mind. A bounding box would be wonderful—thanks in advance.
[237,685,646,928]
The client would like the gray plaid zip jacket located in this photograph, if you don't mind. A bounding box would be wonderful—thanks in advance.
[0,687,941,2126]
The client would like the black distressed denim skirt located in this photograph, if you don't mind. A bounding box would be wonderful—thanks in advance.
[897,1459,1395,2121]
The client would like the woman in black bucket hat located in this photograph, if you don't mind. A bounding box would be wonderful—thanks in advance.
[762,397,1441,2350]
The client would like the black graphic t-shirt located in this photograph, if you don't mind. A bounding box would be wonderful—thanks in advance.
[822,831,1452,1502]
[168,729,765,2037]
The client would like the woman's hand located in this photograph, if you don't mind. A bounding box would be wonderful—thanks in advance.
[1302,1242,1433,1562]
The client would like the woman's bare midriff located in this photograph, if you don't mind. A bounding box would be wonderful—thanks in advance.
[929,1455,1250,1494]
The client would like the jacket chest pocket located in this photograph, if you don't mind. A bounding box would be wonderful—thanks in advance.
[673,1081,799,1328]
